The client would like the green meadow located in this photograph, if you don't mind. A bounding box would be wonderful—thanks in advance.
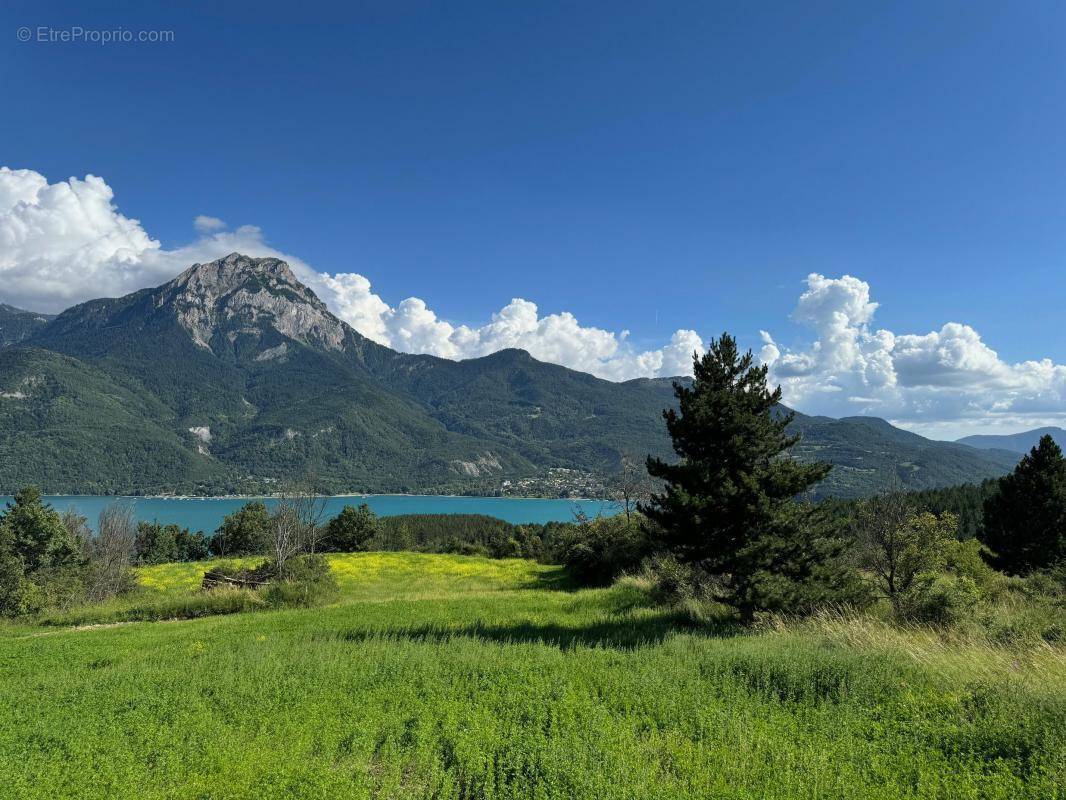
[1,553,1063,799]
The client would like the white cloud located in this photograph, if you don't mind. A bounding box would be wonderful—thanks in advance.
[8,168,1060,435]
[0,167,163,309]
[193,215,226,233]
[761,273,1066,437]
[0,167,701,381]
[309,282,705,381]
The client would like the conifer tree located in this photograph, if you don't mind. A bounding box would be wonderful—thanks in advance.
[1,487,80,574]
[643,333,861,618]
[982,435,1066,574]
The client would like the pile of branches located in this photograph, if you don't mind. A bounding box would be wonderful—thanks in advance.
[201,561,277,591]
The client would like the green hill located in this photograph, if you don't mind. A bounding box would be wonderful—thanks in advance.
[0,253,1022,497]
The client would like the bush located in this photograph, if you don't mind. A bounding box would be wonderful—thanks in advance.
[898,572,981,625]
[1019,567,1066,600]
[0,573,44,617]
[944,538,1007,600]
[979,599,1065,646]
[263,554,337,608]
[377,514,533,558]
[641,554,708,605]
[561,515,651,587]
[442,540,491,558]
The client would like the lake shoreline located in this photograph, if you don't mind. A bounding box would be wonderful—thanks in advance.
[23,491,610,503]
[1,494,622,529]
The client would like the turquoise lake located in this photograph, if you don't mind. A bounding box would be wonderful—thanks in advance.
[0,495,621,532]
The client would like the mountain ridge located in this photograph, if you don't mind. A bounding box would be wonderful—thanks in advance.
[0,303,54,347]
[0,253,1023,497]
[957,427,1066,455]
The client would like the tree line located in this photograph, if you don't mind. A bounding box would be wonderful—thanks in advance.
[3,331,1062,624]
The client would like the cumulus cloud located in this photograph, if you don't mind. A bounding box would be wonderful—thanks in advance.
[0,167,701,381]
[0,167,163,308]
[193,214,226,233]
[761,274,1066,436]
[4,168,1062,434]
[310,281,705,381]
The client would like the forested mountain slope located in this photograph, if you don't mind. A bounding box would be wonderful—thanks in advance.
[0,253,1022,497]
[0,304,53,347]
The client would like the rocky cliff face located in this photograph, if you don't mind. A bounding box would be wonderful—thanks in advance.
[163,253,348,352]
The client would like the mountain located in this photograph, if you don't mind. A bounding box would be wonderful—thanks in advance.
[787,413,1020,497]
[0,348,227,494]
[0,253,1024,497]
[957,427,1066,455]
[0,304,54,347]
[9,253,678,495]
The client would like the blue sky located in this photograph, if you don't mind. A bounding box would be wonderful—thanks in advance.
[1,1,1064,437]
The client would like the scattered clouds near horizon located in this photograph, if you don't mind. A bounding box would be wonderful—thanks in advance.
[760,274,1066,437]
[0,167,703,381]
[1,167,1063,435]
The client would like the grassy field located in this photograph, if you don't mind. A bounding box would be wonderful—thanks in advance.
[1,553,1063,799]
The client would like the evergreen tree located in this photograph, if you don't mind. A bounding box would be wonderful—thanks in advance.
[0,525,29,616]
[0,487,83,615]
[982,435,1066,574]
[175,529,211,561]
[211,501,271,556]
[643,333,861,618]
[321,504,381,552]
[0,487,80,574]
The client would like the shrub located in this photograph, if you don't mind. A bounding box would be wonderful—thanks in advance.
[377,514,532,558]
[980,599,1065,647]
[262,554,337,608]
[0,572,44,617]
[899,572,981,625]
[1019,567,1066,600]
[945,537,1007,600]
[561,515,651,587]
[442,540,491,558]
[641,554,707,605]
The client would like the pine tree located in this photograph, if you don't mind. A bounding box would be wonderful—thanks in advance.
[642,333,861,618]
[982,435,1066,574]
[1,486,80,574]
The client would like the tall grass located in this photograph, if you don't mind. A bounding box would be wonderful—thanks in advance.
[0,553,1062,799]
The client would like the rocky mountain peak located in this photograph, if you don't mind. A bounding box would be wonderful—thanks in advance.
[171,253,304,297]
[165,253,348,352]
